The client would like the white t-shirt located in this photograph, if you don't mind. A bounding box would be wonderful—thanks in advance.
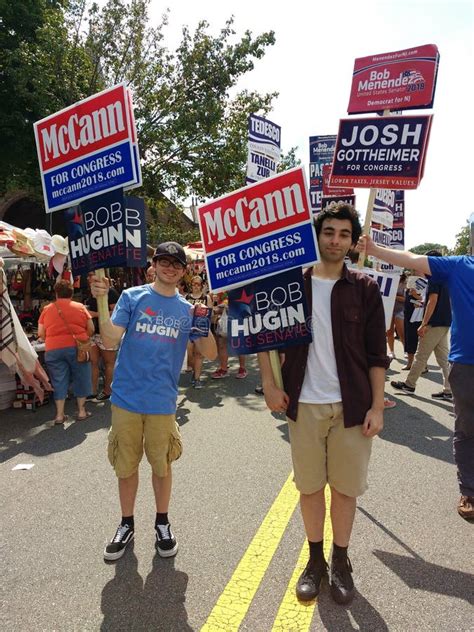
[298,276,342,404]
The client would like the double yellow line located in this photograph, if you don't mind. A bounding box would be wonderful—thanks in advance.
[201,474,333,632]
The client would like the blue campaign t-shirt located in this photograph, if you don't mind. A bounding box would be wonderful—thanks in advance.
[428,256,474,364]
[110,285,192,414]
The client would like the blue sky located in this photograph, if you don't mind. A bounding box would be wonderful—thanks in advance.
[148,0,473,249]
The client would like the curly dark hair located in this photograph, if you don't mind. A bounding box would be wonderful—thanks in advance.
[314,202,362,245]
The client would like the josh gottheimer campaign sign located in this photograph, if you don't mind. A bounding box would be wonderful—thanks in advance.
[330,115,432,190]
[198,167,319,292]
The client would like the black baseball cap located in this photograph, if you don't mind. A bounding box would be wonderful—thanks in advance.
[152,241,187,267]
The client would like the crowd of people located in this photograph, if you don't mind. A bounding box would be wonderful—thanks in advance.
[28,204,473,608]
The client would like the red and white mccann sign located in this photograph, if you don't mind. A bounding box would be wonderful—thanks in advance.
[34,84,141,212]
[348,44,440,114]
[198,167,319,292]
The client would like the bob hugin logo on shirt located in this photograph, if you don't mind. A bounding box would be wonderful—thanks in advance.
[135,307,190,339]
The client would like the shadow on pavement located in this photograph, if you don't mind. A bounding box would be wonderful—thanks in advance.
[100,547,191,631]
[373,550,474,605]
[358,506,474,606]
[178,354,265,413]
[318,589,389,631]
[380,397,454,464]
[0,403,109,464]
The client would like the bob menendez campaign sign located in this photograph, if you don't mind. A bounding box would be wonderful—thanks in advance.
[198,167,319,292]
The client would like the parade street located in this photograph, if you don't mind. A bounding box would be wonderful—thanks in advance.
[1,349,472,632]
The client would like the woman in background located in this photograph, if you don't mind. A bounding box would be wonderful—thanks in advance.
[38,280,94,424]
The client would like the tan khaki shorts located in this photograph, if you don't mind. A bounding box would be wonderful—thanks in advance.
[108,405,183,478]
[288,402,372,497]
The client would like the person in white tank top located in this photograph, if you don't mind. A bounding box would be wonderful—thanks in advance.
[259,204,387,605]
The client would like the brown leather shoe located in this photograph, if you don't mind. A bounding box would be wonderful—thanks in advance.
[296,558,328,601]
[458,495,474,520]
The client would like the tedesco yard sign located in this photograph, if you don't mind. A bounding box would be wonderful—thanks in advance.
[198,167,319,292]
[34,84,141,213]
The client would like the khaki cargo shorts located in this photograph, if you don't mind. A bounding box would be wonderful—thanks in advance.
[108,405,183,478]
[288,402,372,498]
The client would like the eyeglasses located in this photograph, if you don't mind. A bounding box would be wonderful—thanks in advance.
[157,258,184,270]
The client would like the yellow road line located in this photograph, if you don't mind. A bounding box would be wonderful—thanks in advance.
[201,472,300,632]
[271,486,333,632]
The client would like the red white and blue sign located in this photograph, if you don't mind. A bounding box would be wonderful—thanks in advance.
[321,164,355,209]
[198,167,319,292]
[246,114,281,184]
[34,84,141,213]
[64,190,147,275]
[372,189,395,228]
[309,135,336,213]
[348,44,440,114]
[227,268,312,354]
[329,115,433,190]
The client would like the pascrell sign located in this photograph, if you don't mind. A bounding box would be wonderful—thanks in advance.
[348,44,440,114]
[330,115,432,190]
[198,167,319,292]
[34,84,141,213]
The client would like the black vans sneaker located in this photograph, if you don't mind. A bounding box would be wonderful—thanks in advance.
[155,523,178,557]
[104,523,134,561]
[330,554,355,605]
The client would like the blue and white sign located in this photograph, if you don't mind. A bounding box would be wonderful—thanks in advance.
[309,135,336,213]
[44,143,136,213]
[370,227,392,248]
[246,114,281,184]
[64,190,147,275]
[372,189,395,228]
[362,267,399,329]
[227,268,312,354]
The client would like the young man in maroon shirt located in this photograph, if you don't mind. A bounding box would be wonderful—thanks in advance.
[259,204,388,605]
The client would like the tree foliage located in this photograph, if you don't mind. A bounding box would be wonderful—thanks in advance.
[409,242,447,255]
[1,0,278,205]
[450,222,470,255]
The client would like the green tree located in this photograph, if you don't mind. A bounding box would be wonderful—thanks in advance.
[1,0,278,205]
[0,0,94,193]
[450,222,469,255]
[277,146,301,172]
[146,195,200,246]
[409,242,447,255]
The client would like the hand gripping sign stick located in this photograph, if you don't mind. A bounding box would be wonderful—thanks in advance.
[358,110,391,269]
[94,268,111,324]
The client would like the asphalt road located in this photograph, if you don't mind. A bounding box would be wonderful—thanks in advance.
[1,344,473,631]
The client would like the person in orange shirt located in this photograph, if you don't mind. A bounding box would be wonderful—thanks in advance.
[38,280,95,424]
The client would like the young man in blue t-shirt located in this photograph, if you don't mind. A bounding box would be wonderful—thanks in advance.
[91,242,217,560]
[359,236,474,521]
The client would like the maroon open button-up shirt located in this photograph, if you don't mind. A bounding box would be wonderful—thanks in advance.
[282,265,389,426]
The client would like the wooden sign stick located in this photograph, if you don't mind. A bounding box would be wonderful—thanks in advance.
[269,349,283,390]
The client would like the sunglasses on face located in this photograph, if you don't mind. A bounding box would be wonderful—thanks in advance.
[157,258,184,270]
